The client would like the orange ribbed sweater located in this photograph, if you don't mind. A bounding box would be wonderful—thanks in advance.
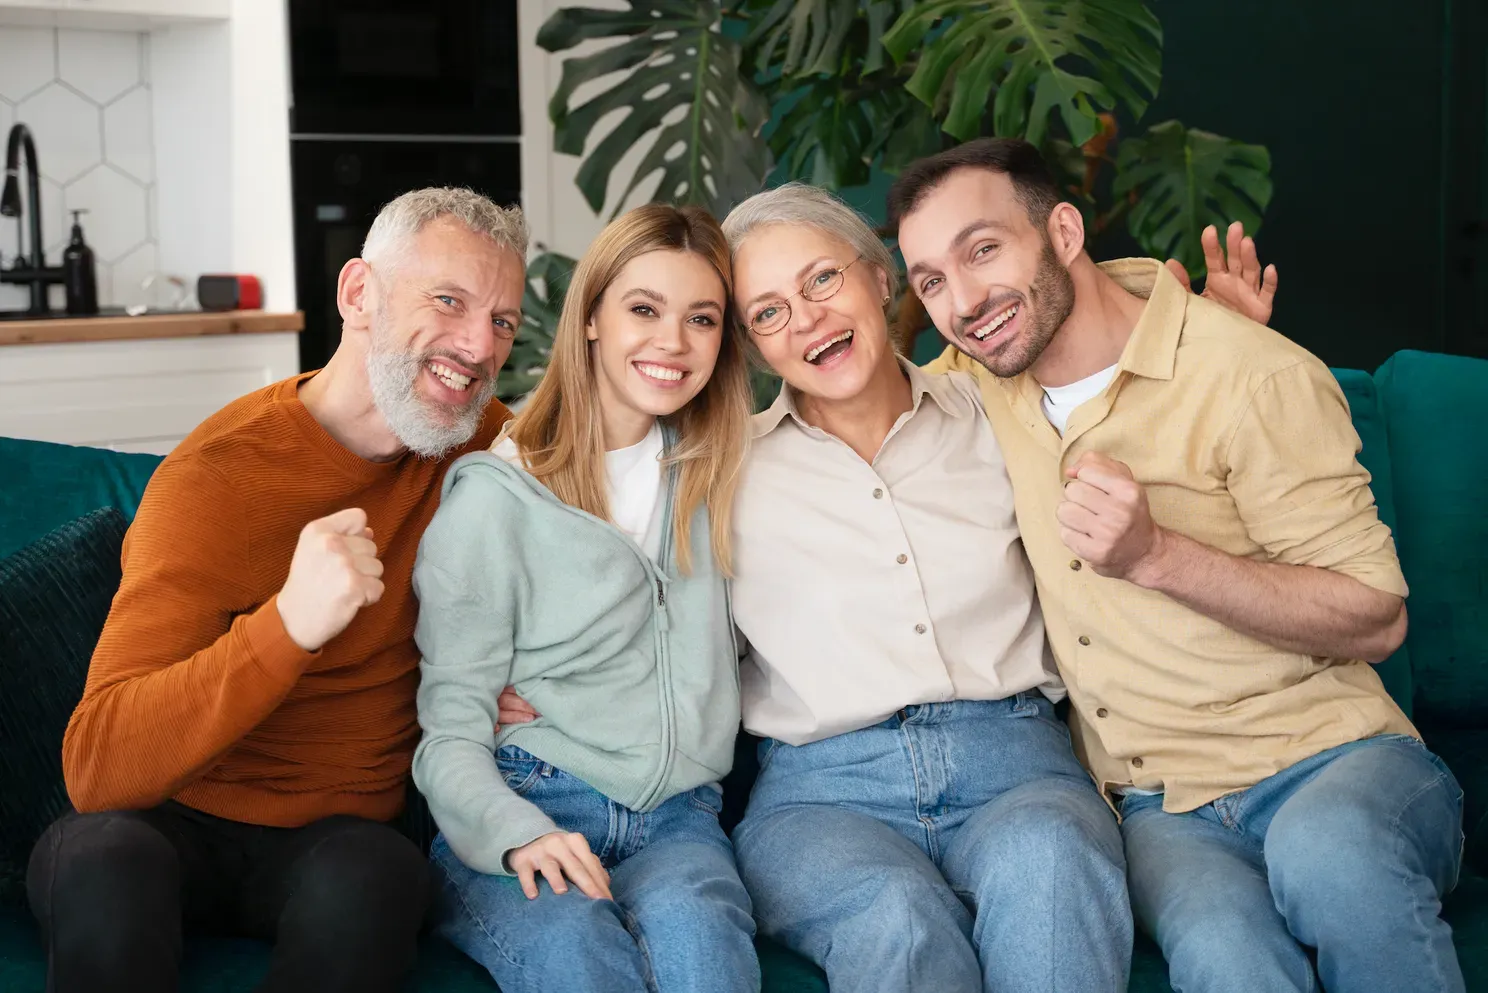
[62,374,507,827]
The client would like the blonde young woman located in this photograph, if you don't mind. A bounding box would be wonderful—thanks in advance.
[410,203,759,993]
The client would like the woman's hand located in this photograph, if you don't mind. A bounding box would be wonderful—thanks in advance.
[507,831,612,901]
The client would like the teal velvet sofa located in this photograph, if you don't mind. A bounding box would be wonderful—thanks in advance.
[1,348,1485,992]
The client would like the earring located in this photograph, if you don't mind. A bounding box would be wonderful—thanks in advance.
[882,295,891,306]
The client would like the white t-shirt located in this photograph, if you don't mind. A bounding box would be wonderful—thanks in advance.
[1040,364,1118,435]
[492,421,666,562]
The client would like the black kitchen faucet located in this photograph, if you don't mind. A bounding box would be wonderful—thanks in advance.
[1,122,67,314]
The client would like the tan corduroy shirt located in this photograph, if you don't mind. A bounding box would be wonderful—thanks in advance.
[927,258,1417,812]
[731,360,1062,746]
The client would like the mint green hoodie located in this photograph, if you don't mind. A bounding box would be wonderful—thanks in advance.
[410,445,740,875]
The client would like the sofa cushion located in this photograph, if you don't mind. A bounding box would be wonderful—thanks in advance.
[1330,367,1411,716]
[0,906,827,992]
[0,507,126,907]
[1374,351,1488,728]
[0,436,161,560]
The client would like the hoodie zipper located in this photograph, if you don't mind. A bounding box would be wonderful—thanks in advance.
[640,460,680,808]
[458,441,684,811]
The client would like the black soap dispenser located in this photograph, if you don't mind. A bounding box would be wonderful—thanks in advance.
[63,209,99,316]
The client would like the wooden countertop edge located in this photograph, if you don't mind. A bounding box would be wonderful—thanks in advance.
[0,310,306,346]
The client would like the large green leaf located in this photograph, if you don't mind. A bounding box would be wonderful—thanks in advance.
[1113,119,1273,277]
[740,0,907,76]
[766,75,941,187]
[882,0,1161,145]
[498,251,578,402]
[539,1,772,218]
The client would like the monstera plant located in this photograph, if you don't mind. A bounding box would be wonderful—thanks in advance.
[501,0,1273,403]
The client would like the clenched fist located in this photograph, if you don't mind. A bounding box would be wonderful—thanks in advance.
[1057,453,1167,584]
[276,507,385,652]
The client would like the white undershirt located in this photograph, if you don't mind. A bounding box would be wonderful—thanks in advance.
[1040,364,1119,435]
[492,421,666,562]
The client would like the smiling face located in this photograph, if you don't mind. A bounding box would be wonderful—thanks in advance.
[362,216,525,456]
[586,248,727,444]
[898,168,1075,378]
[732,223,891,403]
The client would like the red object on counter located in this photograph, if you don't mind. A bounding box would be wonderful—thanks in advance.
[197,274,263,311]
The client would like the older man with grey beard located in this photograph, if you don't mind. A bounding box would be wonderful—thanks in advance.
[27,187,526,993]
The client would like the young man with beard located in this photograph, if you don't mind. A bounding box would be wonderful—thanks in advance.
[26,187,528,993]
[898,138,1464,993]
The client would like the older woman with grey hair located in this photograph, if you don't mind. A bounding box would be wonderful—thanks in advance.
[720,182,1131,993]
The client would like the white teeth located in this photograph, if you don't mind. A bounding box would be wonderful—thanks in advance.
[636,362,685,382]
[805,330,853,362]
[428,361,472,390]
[973,305,1019,341]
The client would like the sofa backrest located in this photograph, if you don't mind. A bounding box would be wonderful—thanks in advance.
[1329,367,1412,717]
[0,437,163,560]
[1375,350,1488,729]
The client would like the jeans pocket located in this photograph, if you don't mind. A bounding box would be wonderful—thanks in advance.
[689,783,724,816]
[496,745,548,796]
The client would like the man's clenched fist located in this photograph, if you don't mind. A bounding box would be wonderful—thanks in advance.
[1057,452,1167,584]
[276,508,385,652]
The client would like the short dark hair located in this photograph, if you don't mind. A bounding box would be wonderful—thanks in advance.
[887,138,1063,235]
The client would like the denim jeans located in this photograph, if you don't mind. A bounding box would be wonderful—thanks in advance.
[1121,733,1465,993]
[733,695,1131,993]
[430,746,759,993]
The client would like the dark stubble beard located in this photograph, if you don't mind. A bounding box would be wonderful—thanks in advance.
[960,241,1075,379]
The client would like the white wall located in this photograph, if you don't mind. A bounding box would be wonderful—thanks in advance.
[150,20,231,286]
[0,25,160,310]
[0,5,295,314]
[225,0,293,312]
[518,0,659,261]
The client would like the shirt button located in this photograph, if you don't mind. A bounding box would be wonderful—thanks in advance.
[1132,757,1144,769]
[1078,635,1091,646]
[896,553,908,564]
[1070,559,1082,571]
[914,623,926,634]
[1096,707,1109,718]
[873,488,884,499]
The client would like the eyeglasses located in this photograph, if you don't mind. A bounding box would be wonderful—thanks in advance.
[743,256,863,336]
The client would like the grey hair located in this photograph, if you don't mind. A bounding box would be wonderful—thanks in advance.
[362,186,529,269]
[721,182,898,297]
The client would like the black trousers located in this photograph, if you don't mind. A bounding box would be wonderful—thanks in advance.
[26,802,432,993]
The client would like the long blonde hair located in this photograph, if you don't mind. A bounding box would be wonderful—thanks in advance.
[507,204,751,574]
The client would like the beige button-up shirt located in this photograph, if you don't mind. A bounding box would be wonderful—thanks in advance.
[731,360,1062,746]
[928,258,1417,812]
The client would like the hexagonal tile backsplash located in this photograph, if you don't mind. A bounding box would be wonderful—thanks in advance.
[0,27,157,313]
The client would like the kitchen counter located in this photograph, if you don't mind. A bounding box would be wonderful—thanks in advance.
[0,310,305,346]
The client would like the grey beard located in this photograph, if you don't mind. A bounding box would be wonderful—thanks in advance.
[364,345,494,459]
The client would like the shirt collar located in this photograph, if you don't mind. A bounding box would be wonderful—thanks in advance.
[754,355,968,439]
[1098,257,1188,382]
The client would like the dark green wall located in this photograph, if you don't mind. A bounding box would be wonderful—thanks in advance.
[823,2,1487,372]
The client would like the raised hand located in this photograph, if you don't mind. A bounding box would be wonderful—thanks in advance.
[508,831,612,900]
[276,508,385,653]
[1165,221,1278,326]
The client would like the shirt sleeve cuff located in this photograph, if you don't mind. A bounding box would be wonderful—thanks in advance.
[240,595,319,687]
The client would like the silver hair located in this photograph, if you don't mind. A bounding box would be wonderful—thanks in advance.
[722,182,898,297]
[362,186,529,270]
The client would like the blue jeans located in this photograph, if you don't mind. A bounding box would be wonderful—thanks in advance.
[430,746,760,993]
[1121,733,1465,993]
[734,695,1131,993]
